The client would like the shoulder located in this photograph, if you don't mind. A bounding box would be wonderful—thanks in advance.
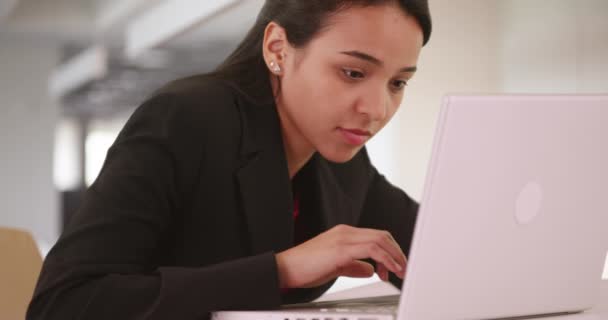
[152,74,242,126]
[123,75,245,142]
[110,75,250,181]
[109,76,248,196]
[155,74,237,105]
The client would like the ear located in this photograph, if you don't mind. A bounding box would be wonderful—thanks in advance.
[262,22,289,75]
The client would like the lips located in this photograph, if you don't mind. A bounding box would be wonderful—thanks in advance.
[339,128,371,146]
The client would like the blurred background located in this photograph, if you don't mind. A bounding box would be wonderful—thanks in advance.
[0,0,607,294]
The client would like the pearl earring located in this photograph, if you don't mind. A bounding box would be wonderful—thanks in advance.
[269,60,281,74]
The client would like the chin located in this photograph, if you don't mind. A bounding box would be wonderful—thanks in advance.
[317,145,362,164]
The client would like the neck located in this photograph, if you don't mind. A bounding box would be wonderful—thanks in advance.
[270,75,315,179]
[282,124,315,179]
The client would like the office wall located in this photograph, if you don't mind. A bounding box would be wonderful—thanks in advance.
[0,37,61,250]
[497,0,608,93]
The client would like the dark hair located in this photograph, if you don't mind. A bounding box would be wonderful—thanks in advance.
[209,0,432,104]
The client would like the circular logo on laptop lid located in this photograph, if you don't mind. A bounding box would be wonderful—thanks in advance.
[515,181,544,225]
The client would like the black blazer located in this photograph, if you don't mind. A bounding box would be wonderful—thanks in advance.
[28,75,419,320]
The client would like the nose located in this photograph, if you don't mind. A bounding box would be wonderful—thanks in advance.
[355,85,389,122]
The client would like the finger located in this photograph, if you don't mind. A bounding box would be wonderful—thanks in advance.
[377,263,389,282]
[379,260,406,280]
[338,260,375,278]
[385,233,407,264]
[376,231,407,268]
[393,260,405,280]
[347,243,402,275]
[346,228,406,267]
[343,228,407,269]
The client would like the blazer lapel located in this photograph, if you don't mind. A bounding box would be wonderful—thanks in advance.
[234,96,294,255]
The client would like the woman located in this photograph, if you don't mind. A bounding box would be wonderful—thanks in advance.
[28,0,431,319]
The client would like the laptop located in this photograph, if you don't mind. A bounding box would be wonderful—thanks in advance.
[213,95,608,320]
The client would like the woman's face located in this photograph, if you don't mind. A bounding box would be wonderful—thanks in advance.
[275,4,423,163]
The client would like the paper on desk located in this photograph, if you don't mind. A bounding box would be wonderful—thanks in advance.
[314,281,399,302]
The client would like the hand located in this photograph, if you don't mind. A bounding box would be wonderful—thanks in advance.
[275,224,407,288]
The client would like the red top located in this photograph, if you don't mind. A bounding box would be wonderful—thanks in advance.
[292,195,300,220]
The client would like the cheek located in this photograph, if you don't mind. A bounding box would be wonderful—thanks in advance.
[303,66,340,104]
[281,74,314,114]
[287,68,344,120]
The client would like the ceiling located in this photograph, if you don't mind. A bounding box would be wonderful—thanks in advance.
[1,0,264,118]
[1,0,98,43]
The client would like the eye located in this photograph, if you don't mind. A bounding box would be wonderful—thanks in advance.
[390,79,408,91]
[342,68,365,80]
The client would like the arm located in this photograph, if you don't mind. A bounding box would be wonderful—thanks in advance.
[27,93,282,320]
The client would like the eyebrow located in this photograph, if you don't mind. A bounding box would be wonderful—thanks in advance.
[339,50,417,73]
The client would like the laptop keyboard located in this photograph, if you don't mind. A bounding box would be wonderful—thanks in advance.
[281,295,400,315]
[318,303,398,314]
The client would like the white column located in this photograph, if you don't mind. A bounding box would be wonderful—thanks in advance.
[0,37,61,249]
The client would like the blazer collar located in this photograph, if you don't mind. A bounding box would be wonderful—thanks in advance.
[233,81,356,255]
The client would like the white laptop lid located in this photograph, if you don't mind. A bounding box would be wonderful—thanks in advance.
[399,95,608,320]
